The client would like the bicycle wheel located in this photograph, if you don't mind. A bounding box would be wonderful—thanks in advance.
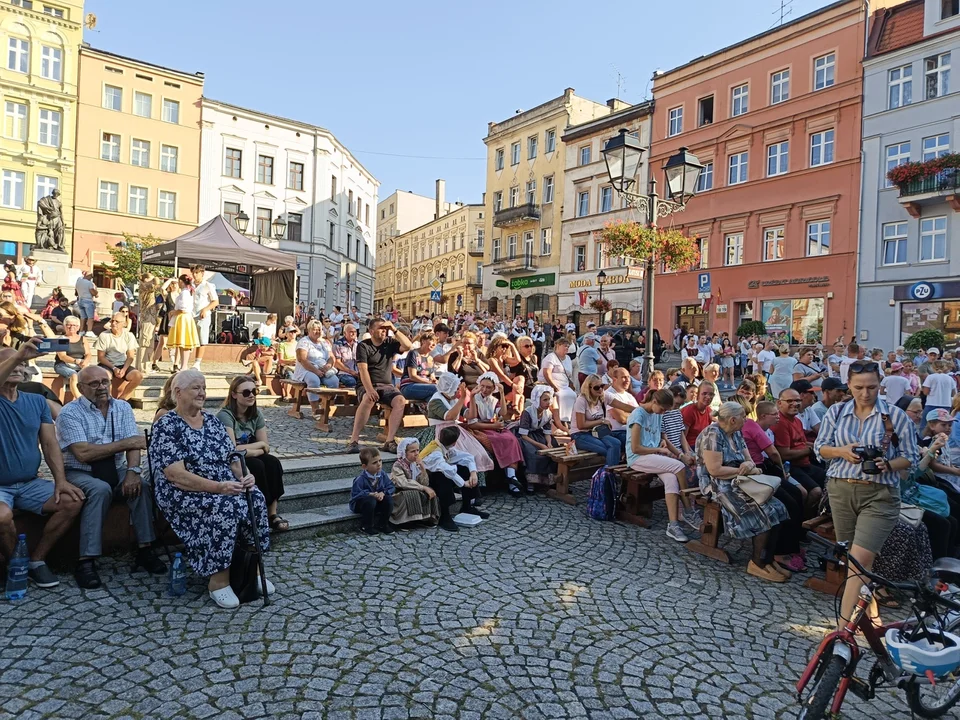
[799,655,846,720]
[905,673,960,717]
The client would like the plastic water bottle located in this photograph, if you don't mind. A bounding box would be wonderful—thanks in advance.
[5,534,29,602]
[168,553,186,597]
[784,461,791,479]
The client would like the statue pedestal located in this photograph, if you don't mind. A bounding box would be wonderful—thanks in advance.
[28,248,74,301]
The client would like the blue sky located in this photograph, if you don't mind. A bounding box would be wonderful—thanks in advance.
[84,0,835,205]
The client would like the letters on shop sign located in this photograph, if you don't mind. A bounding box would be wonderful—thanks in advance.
[747,276,830,289]
[568,275,631,289]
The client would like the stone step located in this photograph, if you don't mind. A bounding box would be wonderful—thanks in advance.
[275,505,359,541]
[280,478,353,511]
[281,453,395,484]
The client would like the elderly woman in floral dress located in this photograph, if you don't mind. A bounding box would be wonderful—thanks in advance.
[389,437,440,526]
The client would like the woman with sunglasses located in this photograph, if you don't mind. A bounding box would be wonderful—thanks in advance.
[570,373,622,467]
[218,375,288,533]
[734,378,758,420]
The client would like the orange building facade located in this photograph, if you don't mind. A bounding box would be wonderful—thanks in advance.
[648,0,867,345]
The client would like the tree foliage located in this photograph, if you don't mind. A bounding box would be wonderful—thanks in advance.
[904,328,945,353]
[106,234,174,289]
[736,320,767,338]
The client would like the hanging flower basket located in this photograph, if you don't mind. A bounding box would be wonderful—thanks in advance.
[595,221,700,272]
[887,153,960,186]
[589,298,612,314]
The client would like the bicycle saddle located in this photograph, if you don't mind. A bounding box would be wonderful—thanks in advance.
[931,557,960,585]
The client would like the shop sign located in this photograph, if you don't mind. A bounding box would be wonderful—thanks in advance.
[894,281,960,302]
[495,279,508,288]
[627,265,644,280]
[715,303,728,314]
[510,272,556,291]
[567,274,632,289]
[747,276,830,289]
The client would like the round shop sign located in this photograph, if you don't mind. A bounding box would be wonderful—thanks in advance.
[909,282,934,301]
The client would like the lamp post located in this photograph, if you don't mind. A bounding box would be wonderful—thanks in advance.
[438,271,446,317]
[234,210,286,244]
[602,128,703,380]
[596,269,606,323]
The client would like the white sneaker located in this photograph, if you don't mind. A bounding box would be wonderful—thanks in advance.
[256,577,276,597]
[84,331,96,338]
[192,361,202,370]
[666,521,690,543]
[208,585,240,609]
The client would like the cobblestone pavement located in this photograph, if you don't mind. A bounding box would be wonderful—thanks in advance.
[0,491,913,720]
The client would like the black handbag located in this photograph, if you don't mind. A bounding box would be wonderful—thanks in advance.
[88,414,121,488]
[229,543,261,605]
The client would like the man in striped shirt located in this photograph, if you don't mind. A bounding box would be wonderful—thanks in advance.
[814,360,918,625]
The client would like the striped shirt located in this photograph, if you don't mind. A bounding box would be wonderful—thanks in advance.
[661,409,686,450]
[814,398,919,487]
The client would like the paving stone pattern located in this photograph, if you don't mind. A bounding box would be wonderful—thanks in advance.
[0,489,912,719]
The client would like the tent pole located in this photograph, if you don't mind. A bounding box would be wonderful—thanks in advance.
[174,255,179,277]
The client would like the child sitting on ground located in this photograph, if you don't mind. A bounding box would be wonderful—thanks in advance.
[349,448,396,535]
[422,426,489,532]
[239,332,276,387]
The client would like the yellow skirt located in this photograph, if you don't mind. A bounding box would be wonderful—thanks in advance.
[167,312,200,350]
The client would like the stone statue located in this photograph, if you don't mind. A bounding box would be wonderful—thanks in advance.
[35,189,65,252]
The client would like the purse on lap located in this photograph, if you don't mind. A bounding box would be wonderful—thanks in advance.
[733,473,781,505]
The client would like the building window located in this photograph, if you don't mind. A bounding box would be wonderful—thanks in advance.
[543,175,554,204]
[945,0,959,18]
[523,231,534,257]
[882,222,908,265]
[668,106,683,137]
[97,132,119,162]
[43,5,64,17]
[128,186,148,216]
[494,148,504,171]
[575,246,586,272]
[223,201,240,226]
[579,145,591,166]
[35,175,57,201]
[348,189,354,214]
[103,84,122,111]
[920,217,947,262]
[731,84,749,117]
[541,228,552,255]
[7,38,28,74]
[493,237,501,261]
[131,138,150,168]
[595,240,605,270]
[810,130,834,167]
[766,141,789,176]
[888,65,912,109]
[771,69,790,104]
[98,181,118,211]
[476,228,485,249]
[925,53,951,99]
[256,155,274,184]
[525,180,536,205]
[806,220,830,256]
[696,162,713,192]
[510,142,520,165]
[328,221,336,246]
[38,108,60,147]
[11,0,33,7]
[160,144,178,173]
[527,135,538,159]
[256,207,272,237]
[698,95,714,126]
[762,227,785,261]
[724,234,743,266]
[493,191,502,212]
[728,152,748,185]
[134,91,152,118]
[509,186,519,207]
[885,141,911,187]
[923,133,950,160]
[4,101,27,141]
[545,128,556,153]
[158,191,176,220]
[600,186,613,213]
[162,99,180,124]
[1,170,25,209]
[330,175,338,201]
[40,46,61,81]
[814,53,835,90]
[507,234,517,258]
[696,238,709,269]
[365,203,370,226]
[577,190,590,217]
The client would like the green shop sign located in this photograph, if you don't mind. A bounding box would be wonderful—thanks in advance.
[510,273,556,291]
[495,279,508,288]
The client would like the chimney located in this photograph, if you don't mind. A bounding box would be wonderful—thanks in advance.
[435,179,446,219]
[607,98,630,111]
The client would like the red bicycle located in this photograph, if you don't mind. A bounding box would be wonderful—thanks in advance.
[797,533,960,719]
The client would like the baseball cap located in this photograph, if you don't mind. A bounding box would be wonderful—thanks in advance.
[928,347,941,355]
[564,322,576,331]
[586,321,597,328]
[821,378,847,392]
[789,379,814,393]
[890,362,904,372]
[926,408,955,423]
[584,333,597,342]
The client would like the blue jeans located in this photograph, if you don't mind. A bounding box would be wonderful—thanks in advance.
[77,298,96,320]
[572,431,622,466]
[300,370,339,401]
[610,429,627,456]
[338,373,358,388]
[401,383,436,401]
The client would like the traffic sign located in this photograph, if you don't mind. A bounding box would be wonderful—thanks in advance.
[430,290,441,302]
[430,278,442,291]
[456,294,463,306]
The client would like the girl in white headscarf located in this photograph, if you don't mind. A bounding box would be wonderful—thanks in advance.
[467,372,525,495]
[389,438,440,526]
[412,372,494,472]
[518,385,559,490]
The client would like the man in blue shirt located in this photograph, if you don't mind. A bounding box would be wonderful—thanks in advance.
[0,341,84,589]
[577,333,601,386]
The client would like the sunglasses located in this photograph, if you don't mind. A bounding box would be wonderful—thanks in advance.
[589,384,602,390]
[849,361,880,374]
[239,388,259,397]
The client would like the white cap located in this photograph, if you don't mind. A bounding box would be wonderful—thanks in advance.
[928,347,941,355]
[564,323,576,331]
[584,333,597,341]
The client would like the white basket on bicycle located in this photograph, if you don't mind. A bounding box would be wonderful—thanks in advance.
[886,628,960,678]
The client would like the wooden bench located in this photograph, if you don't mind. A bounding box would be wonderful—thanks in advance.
[537,447,603,505]
[803,514,846,595]
[682,488,732,564]
[309,387,358,432]
[281,380,309,418]
[610,465,663,528]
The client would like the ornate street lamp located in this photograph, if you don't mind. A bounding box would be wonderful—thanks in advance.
[272,214,287,240]
[438,272,446,316]
[234,210,250,234]
[596,268,607,324]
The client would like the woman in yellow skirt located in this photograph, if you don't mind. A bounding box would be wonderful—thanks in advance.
[166,274,200,372]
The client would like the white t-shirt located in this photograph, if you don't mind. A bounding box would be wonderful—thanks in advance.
[839,357,856,385]
[260,322,277,340]
[923,373,956,407]
[881,375,911,406]
[539,352,572,389]
[739,340,752,355]
[430,342,453,374]
[757,349,776,374]
[194,280,217,319]
[76,277,96,301]
[826,354,843,378]
[604,388,638,430]
[174,289,195,314]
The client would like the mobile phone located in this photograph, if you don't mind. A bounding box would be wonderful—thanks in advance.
[37,338,70,353]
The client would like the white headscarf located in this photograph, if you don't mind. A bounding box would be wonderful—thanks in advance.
[395,437,421,483]
[477,371,500,387]
[430,372,461,409]
[530,384,553,410]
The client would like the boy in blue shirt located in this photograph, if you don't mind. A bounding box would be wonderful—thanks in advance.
[350,448,395,535]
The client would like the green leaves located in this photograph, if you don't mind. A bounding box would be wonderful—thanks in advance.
[106,233,174,289]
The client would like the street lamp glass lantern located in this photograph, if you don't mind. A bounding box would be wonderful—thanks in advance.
[596,269,606,285]
[272,214,287,239]
[602,128,645,194]
[439,272,446,283]
[235,210,250,234]
[663,146,705,206]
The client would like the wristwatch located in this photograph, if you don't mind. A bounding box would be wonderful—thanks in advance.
[127,466,142,475]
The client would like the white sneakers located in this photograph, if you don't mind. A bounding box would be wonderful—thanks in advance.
[208,577,276,609]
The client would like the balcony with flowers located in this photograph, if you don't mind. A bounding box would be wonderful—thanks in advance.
[888,153,960,218]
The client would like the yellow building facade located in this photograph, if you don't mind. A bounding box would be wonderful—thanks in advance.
[72,46,203,271]
[481,88,611,321]
[0,0,83,262]
[392,203,484,320]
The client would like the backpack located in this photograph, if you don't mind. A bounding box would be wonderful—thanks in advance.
[587,466,619,521]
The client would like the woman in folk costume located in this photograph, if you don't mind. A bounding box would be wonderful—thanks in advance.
[518,384,559,491]
[166,274,201,372]
[389,437,440,526]
[414,372,494,473]
[467,371,524,495]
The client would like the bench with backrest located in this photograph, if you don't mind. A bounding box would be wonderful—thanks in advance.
[609,465,664,528]
[537,446,603,505]
[802,514,847,595]
[681,487,732,564]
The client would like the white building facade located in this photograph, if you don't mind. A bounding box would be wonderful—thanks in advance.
[199,99,379,312]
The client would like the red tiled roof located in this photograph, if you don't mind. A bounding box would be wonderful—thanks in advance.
[869,0,925,57]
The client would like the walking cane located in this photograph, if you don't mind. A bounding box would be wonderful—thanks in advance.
[229,450,270,607]
[143,429,172,564]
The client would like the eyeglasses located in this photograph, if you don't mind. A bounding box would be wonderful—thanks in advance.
[239,388,259,397]
[83,379,111,388]
[849,361,880,375]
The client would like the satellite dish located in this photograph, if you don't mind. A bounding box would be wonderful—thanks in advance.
[84,13,97,30]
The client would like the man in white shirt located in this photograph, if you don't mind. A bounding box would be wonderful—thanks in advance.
[923,360,956,412]
[826,341,845,378]
[330,306,345,333]
[604,367,639,452]
[757,340,776,375]
[739,337,753,375]
[74,270,99,337]
[838,342,860,385]
[16,256,43,311]
[880,362,912,406]
[429,323,454,373]
[190,265,218,371]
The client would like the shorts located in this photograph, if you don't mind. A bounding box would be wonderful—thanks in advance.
[0,478,55,515]
[77,298,96,320]
[54,361,79,378]
[357,384,402,407]
[826,477,901,554]
[196,315,212,346]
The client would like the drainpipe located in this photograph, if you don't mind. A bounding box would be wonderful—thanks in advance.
[853,0,870,339]
[310,130,319,306]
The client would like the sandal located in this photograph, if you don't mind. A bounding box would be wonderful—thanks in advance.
[876,589,900,609]
[269,514,290,532]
